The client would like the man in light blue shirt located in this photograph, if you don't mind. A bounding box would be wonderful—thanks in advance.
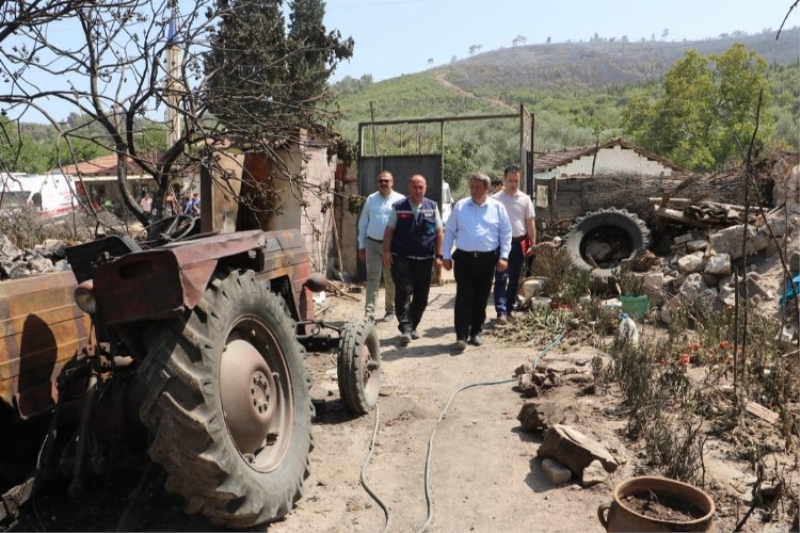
[358,170,405,322]
[443,173,512,352]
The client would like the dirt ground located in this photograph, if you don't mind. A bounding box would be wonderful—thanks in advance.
[6,276,798,533]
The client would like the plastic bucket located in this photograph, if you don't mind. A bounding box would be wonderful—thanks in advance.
[620,295,650,320]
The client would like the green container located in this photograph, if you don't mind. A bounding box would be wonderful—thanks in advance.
[620,294,650,320]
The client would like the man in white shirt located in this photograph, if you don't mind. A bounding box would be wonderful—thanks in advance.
[442,174,512,352]
[357,171,405,322]
[492,164,536,325]
[139,191,152,213]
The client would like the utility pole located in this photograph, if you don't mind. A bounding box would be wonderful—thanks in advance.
[165,10,182,147]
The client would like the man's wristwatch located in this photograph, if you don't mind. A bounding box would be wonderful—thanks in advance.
[435,254,443,260]
[500,257,508,261]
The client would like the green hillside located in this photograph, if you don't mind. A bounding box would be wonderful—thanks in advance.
[331,27,800,186]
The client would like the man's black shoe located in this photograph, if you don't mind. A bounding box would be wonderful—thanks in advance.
[469,334,483,346]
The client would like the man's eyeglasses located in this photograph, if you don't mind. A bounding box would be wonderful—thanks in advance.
[378,179,391,184]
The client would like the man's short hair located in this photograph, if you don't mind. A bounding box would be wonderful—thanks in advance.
[469,173,491,188]
[491,177,503,187]
[378,170,393,180]
[504,164,521,176]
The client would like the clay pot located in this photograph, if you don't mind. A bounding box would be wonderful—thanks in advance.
[597,476,715,532]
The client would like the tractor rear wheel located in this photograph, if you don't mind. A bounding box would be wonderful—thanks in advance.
[138,269,313,528]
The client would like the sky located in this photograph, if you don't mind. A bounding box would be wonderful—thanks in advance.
[323,0,800,82]
[3,0,798,125]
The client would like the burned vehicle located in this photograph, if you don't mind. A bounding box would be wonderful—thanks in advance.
[1,196,380,527]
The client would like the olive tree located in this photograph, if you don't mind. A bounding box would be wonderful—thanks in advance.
[622,44,773,171]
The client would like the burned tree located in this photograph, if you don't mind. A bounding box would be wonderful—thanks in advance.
[0,0,353,226]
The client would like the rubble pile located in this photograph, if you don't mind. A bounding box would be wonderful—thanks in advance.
[638,163,799,325]
[0,236,70,279]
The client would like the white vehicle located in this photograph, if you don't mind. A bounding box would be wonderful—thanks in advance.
[441,180,453,224]
[1,171,77,218]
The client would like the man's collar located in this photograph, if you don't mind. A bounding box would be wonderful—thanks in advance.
[468,196,488,206]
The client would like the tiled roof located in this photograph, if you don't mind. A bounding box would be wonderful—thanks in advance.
[56,154,148,176]
[533,138,684,173]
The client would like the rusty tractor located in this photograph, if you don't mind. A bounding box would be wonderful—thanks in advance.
[1,171,381,528]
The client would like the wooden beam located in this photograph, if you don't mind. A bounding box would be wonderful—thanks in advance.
[653,205,710,228]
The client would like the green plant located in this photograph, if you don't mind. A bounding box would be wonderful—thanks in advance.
[562,268,592,304]
[532,246,576,296]
[612,262,644,295]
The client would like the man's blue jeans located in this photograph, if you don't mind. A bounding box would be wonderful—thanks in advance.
[494,240,525,316]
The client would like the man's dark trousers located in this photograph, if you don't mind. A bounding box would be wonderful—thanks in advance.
[453,250,497,340]
[391,255,434,334]
[494,239,525,315]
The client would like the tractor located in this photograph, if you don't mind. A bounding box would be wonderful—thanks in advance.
[0,158,380,528]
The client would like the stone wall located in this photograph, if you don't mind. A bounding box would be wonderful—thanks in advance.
[273,130,336,274]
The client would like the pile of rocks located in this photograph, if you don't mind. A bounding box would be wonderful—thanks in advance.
[633,163,800,325]
[0,236,71,279]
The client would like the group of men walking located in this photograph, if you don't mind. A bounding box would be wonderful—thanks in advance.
[357,166,535,353]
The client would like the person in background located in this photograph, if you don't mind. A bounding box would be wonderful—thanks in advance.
[442,173,511,353]
[492,164,536,325]
[165,192,180,215]
[491,177,503,194]
[184,192,200,215]
[383,174,443,346]
[357,170,405,322]
[140,191,152,213]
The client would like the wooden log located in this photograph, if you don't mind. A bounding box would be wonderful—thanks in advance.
[746,401,779,424]
[648,198,747,212]
[649,197,692,208]
[653,205,710,228]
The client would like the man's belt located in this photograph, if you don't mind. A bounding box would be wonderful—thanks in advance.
[456,249,497,258]
[511,235,528,242]
[368,236,383,243]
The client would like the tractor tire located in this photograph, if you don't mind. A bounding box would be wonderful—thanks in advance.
[137,269,314,528]
[563,208,652,282]
[337,319,381,415]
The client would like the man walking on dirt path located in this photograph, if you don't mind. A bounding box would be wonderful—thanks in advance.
[442,174,512,352]
[358,170,405,322]
[383,175,444,346]
[492,164,536,325]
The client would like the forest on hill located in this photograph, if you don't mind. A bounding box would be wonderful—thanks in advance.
[331,27,800,190]
[4,26,799,190]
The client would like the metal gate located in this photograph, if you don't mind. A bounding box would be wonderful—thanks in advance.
[355,105,535,279]
[358,105,533,196]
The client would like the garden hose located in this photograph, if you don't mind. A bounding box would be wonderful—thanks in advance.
[415,330,566,533]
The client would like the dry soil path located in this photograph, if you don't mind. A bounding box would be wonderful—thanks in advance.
[434,74,516,113]
[269,281,625,533]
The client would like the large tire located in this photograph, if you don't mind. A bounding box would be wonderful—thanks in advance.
[563,208,652,282]
[138,269,314,528]
[337,319,381,415]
